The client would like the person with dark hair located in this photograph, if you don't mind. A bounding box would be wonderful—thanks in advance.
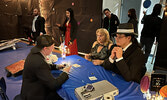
[140,4,162,63]
[128,8,138,34]
[103,8,120,43]
[93,23,146,83]
[28,8,46,45]
[21,35,71,100]
[56,8,78,56]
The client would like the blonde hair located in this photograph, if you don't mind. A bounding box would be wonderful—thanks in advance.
[96,28,112,46]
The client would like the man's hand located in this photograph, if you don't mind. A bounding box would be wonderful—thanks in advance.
[40,32,43,36]
[111,47,123,59]
[63,66,72,73]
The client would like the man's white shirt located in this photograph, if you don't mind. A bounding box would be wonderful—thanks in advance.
[32,16,38,32]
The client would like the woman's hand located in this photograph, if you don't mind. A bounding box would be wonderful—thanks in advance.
[69,41,73,45]
[85,54,91,60]
[92,60,104,65]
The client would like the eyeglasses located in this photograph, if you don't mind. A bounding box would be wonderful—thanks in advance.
[114,35,126,39]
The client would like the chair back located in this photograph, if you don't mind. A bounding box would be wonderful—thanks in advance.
[0,77,9,100]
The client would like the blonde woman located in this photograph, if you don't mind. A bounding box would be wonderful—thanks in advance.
[85,28,113,65]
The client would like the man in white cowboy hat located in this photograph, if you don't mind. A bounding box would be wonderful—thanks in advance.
[93,23,146,83]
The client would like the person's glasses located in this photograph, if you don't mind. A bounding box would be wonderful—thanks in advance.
[114,35,126,39]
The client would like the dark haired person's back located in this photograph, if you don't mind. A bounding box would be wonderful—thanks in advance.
[140,4,162,63]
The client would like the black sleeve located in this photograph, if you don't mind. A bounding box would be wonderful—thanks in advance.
[59,24,66,31]
[70,19,78,42]
[36,62,69,90]
[59,21,66,36]
[115,15,120,26]
[49,64,58,70]
[115,50,146,83]
[103,17,108,29]
[40,17,46,34]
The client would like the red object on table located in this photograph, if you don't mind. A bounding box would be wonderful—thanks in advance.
[140,75,150,93]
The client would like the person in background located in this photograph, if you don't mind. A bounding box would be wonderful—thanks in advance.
[140,4,162,63]
[28,8,46,45]
[93,23,146,83]
[21,35,71,100]
[56,8,78,56]
[103,8,120,43]
[85,28,113,64]
[23,26,33,46]
[128,8,138,34]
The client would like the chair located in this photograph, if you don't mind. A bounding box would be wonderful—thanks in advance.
[13,94,21,100]
[0,77,9,100]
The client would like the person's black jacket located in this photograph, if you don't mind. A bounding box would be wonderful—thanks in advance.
[21,48,68,100]
[141,15,162,42]
[102,43,146,83]
[103,13,120,36]
[33,16,46,35]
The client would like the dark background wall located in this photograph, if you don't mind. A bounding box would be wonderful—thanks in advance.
[0,0,37,40]
[0,0,102,53]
